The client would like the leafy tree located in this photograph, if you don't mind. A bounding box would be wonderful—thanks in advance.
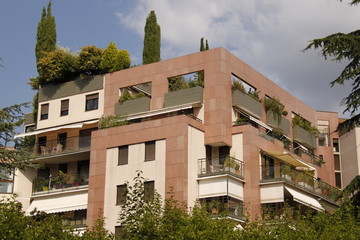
[0,103,37,173]
[304,0,360,132]
[77,45,103,76]
[142,11,161,65]
[100,42,119,73]
[35,1,56,67]
[37,46,79,85]
[168,76,189,91]
[113,49,131,72]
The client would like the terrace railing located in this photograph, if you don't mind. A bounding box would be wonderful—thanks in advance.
[198,156,244,179]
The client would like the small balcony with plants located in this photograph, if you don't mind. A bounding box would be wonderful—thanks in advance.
[32,171,89,195]
[199,195,245,220]
[232,76,262,119]
[260,162,341,203]
[115,84,151,116]
[264,96,290,135]
[164,72,204,108]
[292,115,318,149]
[198,156,244,179]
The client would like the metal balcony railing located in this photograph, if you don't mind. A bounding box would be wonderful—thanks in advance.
[33,135,91,157]
[260,163,341,203]
[198,156,244,179]
[200,196,244,220]
[32,172,89,194]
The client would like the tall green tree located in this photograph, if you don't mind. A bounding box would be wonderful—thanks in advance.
[77,45,103,76]
[0,103,37,173]
[304,0,360,132]
[142,11,161,65]
[35,1,56,66]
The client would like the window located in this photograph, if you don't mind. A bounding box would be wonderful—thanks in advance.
[40,104,49,120]
[144,181,155,201]
[118,145,129,165]
[59,163,68,174]
[116,184,127,205]
[145,141,155,161]
[58,133,67,151]
[85,93,99,111]
[333,138,339,152]
[115,226,123,239]
[0,169,14,193]
[38,136,47,154]
[60,99,69,116]
[335,172,342,188]
[334,155,341,171]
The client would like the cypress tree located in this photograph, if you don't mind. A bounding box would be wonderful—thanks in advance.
[205,40,209,50]
[142,11,161,65]
[35,1,56,71]
[200,38,205,51]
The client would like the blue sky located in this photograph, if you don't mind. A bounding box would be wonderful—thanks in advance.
[1,0,359,118]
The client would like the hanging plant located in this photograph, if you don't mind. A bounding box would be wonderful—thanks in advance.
[264,96,286,123]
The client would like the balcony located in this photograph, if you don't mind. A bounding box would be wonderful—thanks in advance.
[198,156,244,179]
[232,90,262,119]
[33,135,91,161]
[293,125,317,149]
[32,172,89,195]
[164,86,203,108]
[200,196,244,220]
[261,163,341,203]
[266,111,290,134]
[115,97,151,116]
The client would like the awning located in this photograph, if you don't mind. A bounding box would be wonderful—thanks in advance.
[261,150,312,169]
[14,120,98,139]
[25,191,88,215]
[249,116,273,131]
[127,103,197,120]
[285,186,324,211]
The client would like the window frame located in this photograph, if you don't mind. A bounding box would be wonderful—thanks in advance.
[118,145,129,165]
[60,99,69,116]
[144,181,155,201]
[40,103,49,120]
[145,141,156,162]
[85,93,99,111]
[116,184,127,205]
[0,169,14,194]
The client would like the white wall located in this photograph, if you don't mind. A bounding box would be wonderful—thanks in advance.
[103,140,166,232]
[37,90,104,129]
[231,133,243,161]
[260,183,284,203]
[187,126,205,208]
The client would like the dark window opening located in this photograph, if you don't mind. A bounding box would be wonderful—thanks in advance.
[145,141,155,161]
[86,93,99,111]
[116,184,127,205]
[40,104,49,120]
[144,181,155,201]
[118,145,129,165]
[60,99,69,116]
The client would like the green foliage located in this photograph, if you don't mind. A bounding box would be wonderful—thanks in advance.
[292,115,320,136]
[118,91,145,103]
[200,37,210,51]
[168,76,189,91]
[304,1,360,132]
[264,97,285,118]
[35,1,56,68]
[0,103,37,173]
[37,46,79,86]
[232,80,246,93]
[113,49,131,71]
[99,114,128,129]
[118,171,240,240]
[143,11,161,65]
[0,197,114,240]
[78,45,103,76]
[100,42,119,73]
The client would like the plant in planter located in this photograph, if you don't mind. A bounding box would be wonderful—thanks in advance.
[264,96,286,123]
[54,170,71,189]
[72,174,83,187]
[32,177,48,192]
[280,164,292,180]
[292,115,320,136]
[224,156,237,172]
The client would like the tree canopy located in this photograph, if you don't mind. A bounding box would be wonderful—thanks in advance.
[0,103,37,173]
[142,11,161,65]
[304,0,360,132]
[35,1,56,68]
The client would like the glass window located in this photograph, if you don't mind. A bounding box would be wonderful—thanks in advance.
[118,145,128,165]
[334,155,341,171]
[116,184,127,205]
[85,93,99,111]
[333,139,339,152]
[40,103,49,120]
[144,181,155,201]
[145,141,155,161]
[335,172,342,188]
[60,99,69,116]
[0,169,14,194]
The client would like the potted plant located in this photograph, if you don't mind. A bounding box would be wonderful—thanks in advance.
[208,200,221,215]
[72,174,83,187]
[224,156,237,172]
[280,164,292,180]
[54,170,70,189]
[32,177,48,192]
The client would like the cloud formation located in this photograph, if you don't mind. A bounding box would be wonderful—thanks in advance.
[116,0,360,117]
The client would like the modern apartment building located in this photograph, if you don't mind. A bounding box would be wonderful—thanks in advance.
[11,47,348,233]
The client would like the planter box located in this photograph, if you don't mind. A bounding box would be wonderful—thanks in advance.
[293,125,317,149]
[232,90,262,119]
[266,111,290,134]
[164,86,203,108]
[115,97,151,116]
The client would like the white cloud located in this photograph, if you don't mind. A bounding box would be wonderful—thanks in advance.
[116,0,360,117]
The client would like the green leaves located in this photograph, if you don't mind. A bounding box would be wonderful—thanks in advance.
[143,11,161,65]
